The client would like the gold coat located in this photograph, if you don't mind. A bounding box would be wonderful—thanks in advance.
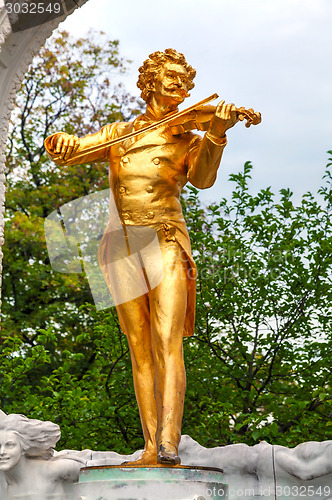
[45,109,227,337]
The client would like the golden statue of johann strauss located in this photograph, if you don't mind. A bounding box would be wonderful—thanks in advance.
[45,48,260,466]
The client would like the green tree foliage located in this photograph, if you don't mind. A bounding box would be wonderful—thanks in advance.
[1,30,331,453]
[4,29,141,340]
[182,161,332,446]
[1,29,143,452]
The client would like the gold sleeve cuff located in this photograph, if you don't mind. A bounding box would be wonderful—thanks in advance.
[205,132,227,147]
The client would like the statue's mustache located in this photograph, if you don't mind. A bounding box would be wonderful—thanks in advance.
[168,87,190,98]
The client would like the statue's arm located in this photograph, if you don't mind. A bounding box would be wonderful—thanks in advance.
[44,123,117,166]
[186,102,238,189]
[48,456,87,481]
[186,132,227,189]
[275,443,332,480]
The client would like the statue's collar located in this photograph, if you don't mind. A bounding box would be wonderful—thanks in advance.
[143,103,179,123]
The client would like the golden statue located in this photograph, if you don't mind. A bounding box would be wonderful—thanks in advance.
[45,49,261,467]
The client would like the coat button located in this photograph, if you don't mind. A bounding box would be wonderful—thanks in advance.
[152,158,160,165]
[145,211,155,219]
[146,185,153,193]
[119,186,126,194]
[122,212,131,221]
[122,156,129,164]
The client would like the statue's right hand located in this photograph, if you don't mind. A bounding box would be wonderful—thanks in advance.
[53,134,80,161]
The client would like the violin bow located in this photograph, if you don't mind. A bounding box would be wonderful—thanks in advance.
[57,93,219,162]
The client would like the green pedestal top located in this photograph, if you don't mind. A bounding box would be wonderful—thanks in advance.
[76,465,227,499]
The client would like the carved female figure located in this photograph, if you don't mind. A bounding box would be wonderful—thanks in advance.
[0,414,84,500]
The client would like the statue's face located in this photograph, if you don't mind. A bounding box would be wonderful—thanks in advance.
[153,62,189,106]
[0,430,23,471]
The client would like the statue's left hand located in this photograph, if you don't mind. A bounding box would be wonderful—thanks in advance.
[208,101,239,139]
[52,133,80,161]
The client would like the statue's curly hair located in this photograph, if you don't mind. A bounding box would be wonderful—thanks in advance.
[137,48,196,102]
[0,414,60,459]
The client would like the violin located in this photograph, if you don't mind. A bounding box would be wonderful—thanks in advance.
[168,101,261,136]
[67,94,261,162]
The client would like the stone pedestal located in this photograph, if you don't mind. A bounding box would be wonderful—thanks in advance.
[75,465,227,500]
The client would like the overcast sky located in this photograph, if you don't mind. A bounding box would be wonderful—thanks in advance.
[59,0,332,205]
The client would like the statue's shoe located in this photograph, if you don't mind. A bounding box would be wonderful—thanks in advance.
[121,449,157,466]
[157,443,181,466]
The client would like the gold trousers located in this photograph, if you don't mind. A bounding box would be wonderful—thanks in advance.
[115,237,188,455]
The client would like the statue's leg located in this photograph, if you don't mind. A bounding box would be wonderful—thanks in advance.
[116,295,158,465]
[149,240,188,465]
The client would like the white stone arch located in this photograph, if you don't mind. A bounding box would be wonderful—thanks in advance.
[0,0,88,306]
